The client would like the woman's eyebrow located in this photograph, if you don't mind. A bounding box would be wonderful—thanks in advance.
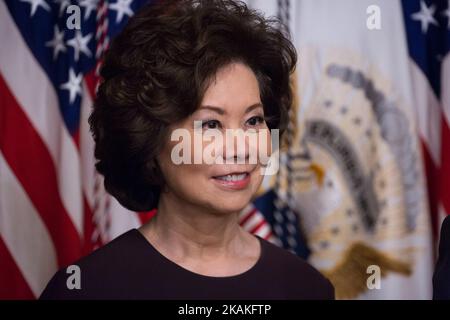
[198,103,263,115]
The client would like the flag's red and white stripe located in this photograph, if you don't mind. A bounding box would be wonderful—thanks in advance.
[239,204,276,242]
[410,54,450,241]
[409,62,445,239]
[440,55,450,229]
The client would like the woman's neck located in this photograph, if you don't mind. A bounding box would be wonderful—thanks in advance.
[140,190,250,261]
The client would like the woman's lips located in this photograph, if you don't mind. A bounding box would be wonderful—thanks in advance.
[212,172,251,190]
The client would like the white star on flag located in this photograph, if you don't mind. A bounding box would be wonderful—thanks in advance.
[411,0,438,33]
[80,0,99,20]
[109,0,134,24]
[45,25,66,60]
[67,30,92,61]
[54,0,70,17]
[19,0,50,17]
[442,0,450,29]
[60,68,83,104]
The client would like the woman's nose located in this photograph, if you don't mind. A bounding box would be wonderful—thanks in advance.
[222,130,250,163]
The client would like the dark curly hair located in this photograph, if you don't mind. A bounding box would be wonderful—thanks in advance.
[89,0,297,212]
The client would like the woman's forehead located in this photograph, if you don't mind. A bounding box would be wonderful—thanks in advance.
[200,64,261,109]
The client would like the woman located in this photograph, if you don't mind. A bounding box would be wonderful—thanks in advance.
[40,0,334,300]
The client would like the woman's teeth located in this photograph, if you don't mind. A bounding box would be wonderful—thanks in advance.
[215,173,248,181]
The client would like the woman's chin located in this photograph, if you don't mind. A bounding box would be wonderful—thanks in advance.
[203,182,259,214]
[209,198,252,215]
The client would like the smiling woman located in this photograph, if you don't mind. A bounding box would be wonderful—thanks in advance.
[39,0,334,300]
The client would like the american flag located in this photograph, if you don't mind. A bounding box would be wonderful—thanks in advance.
[401,0,450,241]
[0,0,157,299]
[1,0,302,299]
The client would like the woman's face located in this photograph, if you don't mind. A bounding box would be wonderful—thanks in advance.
[157,62,271,214]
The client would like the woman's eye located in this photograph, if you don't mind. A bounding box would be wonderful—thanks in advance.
[247,116,265,126]
[202,120,221,129]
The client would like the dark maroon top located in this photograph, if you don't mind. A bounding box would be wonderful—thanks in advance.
[39,229,334,300]
[433,215,450,299]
